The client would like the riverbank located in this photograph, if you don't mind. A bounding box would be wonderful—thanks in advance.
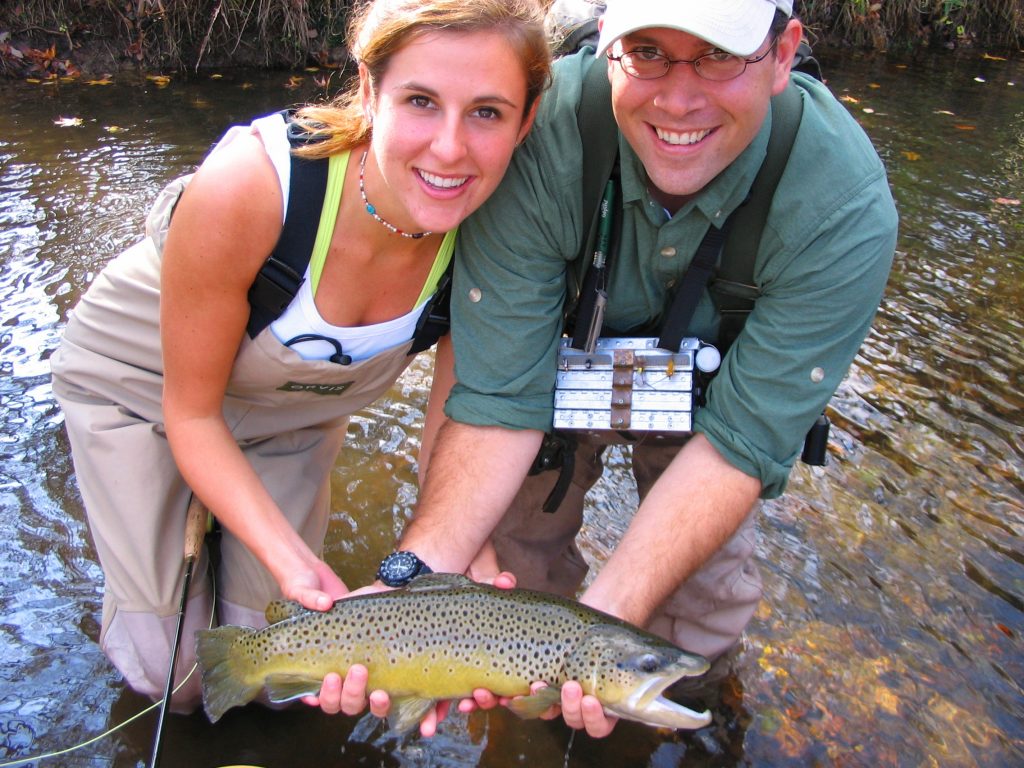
[1,0,1022,80]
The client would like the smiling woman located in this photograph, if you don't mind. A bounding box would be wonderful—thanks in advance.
[46,0,551,739]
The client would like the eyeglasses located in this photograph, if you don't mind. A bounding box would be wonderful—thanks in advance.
[607,38,779,82]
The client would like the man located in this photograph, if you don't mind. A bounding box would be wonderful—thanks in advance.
[345,0,897,736]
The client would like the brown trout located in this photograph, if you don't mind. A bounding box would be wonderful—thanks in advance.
[195,573,711,733]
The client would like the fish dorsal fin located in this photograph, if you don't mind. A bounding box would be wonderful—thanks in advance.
[403,573,475,592]
[264,599,307,624]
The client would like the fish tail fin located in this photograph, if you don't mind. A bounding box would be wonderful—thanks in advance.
[195,625,263,723]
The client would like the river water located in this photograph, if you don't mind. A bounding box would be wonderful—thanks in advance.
[0,48,1021,768]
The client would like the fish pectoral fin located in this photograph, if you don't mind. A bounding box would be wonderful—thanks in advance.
[386,696,438,734]
[506,686,563,720]
[264,673,324,703]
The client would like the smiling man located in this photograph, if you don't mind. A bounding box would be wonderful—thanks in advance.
[383,0,898,737]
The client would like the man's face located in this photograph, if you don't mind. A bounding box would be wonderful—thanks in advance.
[606,22,799,211]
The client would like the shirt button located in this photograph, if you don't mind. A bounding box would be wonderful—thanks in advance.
[468,287,482,303]
[660,246,677,258]
[666,279,676,289]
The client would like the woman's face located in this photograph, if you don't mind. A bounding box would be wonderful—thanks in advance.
[360,29,537,235]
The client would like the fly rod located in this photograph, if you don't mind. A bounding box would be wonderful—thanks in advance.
[149,493,208,768]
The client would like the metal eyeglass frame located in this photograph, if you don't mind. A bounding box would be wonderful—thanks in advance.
[607,37,779,82]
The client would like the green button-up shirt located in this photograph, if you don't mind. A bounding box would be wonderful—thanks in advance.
[447,51,898,498]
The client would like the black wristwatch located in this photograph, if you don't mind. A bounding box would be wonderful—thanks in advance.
[376,550,433,587]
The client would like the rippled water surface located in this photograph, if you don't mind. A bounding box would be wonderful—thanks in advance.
[0,50,1021,767]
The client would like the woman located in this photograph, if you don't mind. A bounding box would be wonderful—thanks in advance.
[49,0,550,713]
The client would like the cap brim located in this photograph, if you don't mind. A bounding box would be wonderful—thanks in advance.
[596,0,779,57]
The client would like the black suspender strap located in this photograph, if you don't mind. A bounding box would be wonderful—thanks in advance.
[656,224,726,352]
[658,81,803,352]
[408,263,454,355]
[712,82,803,350]
[245,152,329,338]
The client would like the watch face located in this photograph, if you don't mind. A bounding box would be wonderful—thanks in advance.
[378,551,422,586]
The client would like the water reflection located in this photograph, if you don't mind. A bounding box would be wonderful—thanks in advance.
[0,50,1021,767]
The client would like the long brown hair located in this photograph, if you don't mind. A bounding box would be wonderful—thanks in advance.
[292,0,551,158]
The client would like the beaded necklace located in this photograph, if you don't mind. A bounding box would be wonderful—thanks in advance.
[358,151,433,240]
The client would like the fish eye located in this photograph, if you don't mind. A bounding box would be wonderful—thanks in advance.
[637,653,660,673]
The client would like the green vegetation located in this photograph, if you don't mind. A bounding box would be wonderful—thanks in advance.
[1,0,1021,79]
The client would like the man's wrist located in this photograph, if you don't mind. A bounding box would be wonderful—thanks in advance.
[376,550,433,587]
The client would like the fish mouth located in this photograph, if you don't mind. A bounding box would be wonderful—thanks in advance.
[607,660,712,730]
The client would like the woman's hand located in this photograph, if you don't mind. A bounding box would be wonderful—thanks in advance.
[280,557,349,612]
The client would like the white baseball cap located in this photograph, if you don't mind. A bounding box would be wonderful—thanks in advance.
[596,0,793,58]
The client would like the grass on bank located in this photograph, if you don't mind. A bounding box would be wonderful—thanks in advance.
[0,0,1022,78]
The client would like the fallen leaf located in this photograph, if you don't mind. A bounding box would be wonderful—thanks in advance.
[863,108,875,114]
[994,198,1020,206]
[54,116,83,127]
[982,53,1007,61]
[209,73,223,79]
[284,75,304,89]
[104,125,126,133]
[841,95,860,104]
[146,74,171,87]
[954,124,976,131]
[874,686,900,715]
[974,76,986,83]
[869,83,881,89]
[934,110,955,115]
[86,77,112,86]
[901,151,921,161]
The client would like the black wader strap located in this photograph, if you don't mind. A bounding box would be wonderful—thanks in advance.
[543,448,575,514]
[528,432,578,513]
[246,153,329,338]
[408,263,454,355]
[712,82,804,350]
[657,224,726,352]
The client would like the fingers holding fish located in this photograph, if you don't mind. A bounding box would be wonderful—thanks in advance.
[561,681,619,737]
[301,671,345,713]
[464,540,502,584]
[279,556,349,612]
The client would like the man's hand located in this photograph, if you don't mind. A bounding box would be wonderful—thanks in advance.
[559,681,619,737]
[302,666,391,719]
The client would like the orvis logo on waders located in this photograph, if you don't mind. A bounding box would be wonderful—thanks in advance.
[278,381,354,396]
